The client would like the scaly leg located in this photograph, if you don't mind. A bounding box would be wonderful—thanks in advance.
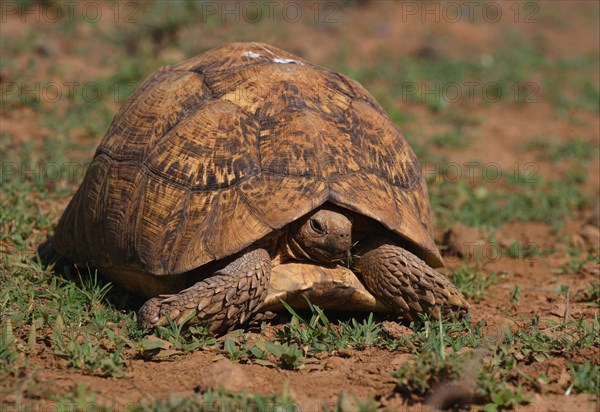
[355,242,468,320]
[138,248,271,333]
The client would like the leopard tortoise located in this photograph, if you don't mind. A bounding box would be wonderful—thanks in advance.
[45,42,468,333]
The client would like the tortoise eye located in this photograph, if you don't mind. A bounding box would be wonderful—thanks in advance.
[310,219,325,234]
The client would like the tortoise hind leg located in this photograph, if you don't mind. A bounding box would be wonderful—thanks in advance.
[355,241,468,320]
[138,248,271,333]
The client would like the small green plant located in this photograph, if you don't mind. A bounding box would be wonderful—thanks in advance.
[50,384,111,412]
[565,361,600,395]
[141,315,217,357]
[429,128,469,149]
[477,372,527,411]
[322,392,378,412]
[224,336,245,361]
[258,340,304,370]
[136,386,296,412]
[51,331,125,378]
[390,314,534,408]
[558,252,597,274]
[223,336,304,369]
[510,284,522,304]
[448,266,502,300]
[386,313,483,353]
[0,319,19,372]
[504,241,539,259]
[525,137,597,164]
[574,282,600,307]
[506,317,599,364]
[278,300,381,354]
[393,346,463,396]
[392,316,466,396]
[76,271,113,309]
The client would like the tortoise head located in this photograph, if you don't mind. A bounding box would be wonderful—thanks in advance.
[287,206,353,263]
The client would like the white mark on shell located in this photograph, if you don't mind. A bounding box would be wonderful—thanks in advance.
[241,44,304,65]
[242,51,262,59]
[272,57,302,65]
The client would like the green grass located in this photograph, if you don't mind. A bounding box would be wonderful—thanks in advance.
[1,319,19,375]
[574,282,600,307]
[136,387,296,412]
[558,251,599,275]
[549,231,600,276]
[224,337,305,370]
[217,300,382,369]
[448,266,503,301]
[429,128,469,149]
[51,330,126,377]
[566,361,600,395]
[390,314,529,409]
[1,264,137,378]
[525,137,598,164]
[428,163,590,231]
[510,285,522,304]
[334,29,599,116]
[278,300,382,354]
[391,314,600,408]
[50,384,111,412]
[326,393,378,412]
[503,241,540,260]
[507,316,599,362]
[49,384,296,412]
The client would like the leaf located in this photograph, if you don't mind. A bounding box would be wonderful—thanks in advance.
[253,339,268,351]
[27,322,36,348]
[248,346,265,359]
[279,300,304,323]
[1,319,15,346]
[154,349,182,358]
[253,359,276,367]
[224,338,237,356]
[53,314,65,333]
[263,341,283,357]
[141,335,171,351]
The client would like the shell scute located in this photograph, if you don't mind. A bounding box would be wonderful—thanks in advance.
[99,70,208,162]
[145,99,260,190]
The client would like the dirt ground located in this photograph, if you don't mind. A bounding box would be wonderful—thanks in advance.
[1,1,599,411]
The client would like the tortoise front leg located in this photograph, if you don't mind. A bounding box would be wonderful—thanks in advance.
[138,248,271,333]
[355,241,468,320]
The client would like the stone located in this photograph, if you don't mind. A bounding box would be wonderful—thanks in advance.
[580,224,600,247]
[202,359,247,392]
[442,224,486,260]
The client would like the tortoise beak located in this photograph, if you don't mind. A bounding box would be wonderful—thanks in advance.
[310,234,352,262]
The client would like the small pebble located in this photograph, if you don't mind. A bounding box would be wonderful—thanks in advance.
[202,359,247,392]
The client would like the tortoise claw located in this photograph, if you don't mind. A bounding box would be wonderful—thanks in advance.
[138,297,163,327]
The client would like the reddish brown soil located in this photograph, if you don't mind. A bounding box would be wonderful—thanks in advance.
[1,1,599,411]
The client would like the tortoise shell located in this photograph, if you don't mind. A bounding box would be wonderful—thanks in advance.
[53,42,442,277]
